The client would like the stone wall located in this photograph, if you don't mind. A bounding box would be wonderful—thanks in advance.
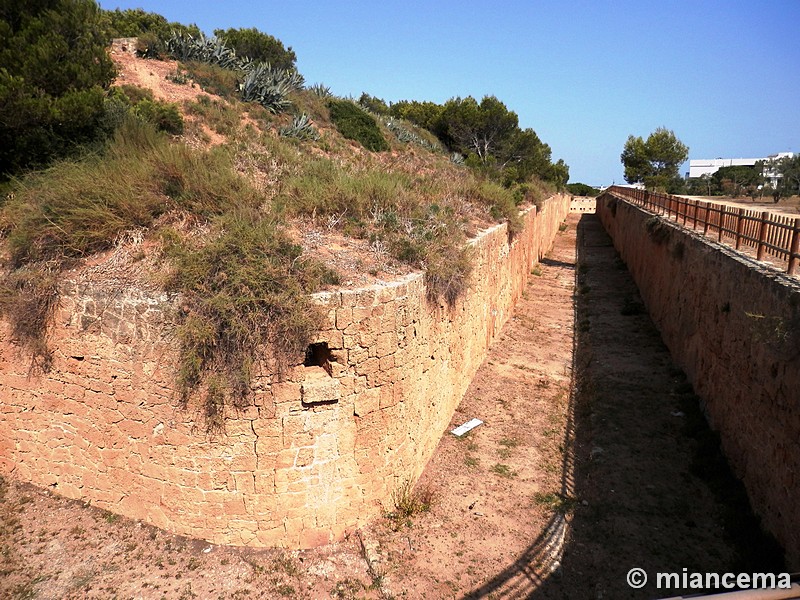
[569,196,596,213]
[0,195,570,548]
[596,194,800,567]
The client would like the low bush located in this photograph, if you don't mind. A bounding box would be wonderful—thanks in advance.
[180,61,239,98]
[133,99,184,134]
[327,99,389,152]
[464,179,523,235]
[388,479,436,529]
[0,266,60,373]
[162,210,338,429]
[1,118,252,266]
[135,32,165,59]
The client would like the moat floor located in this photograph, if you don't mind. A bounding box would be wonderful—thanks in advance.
[365,213,783,599]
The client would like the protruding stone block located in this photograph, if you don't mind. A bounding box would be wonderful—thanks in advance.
[300,367,340,406]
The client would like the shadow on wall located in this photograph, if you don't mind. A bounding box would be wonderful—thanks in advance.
[462,214,785,600]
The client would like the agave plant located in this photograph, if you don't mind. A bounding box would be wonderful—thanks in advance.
[279,113,320,141]
[166,32,239,69]
[381,117,442,152]
[450,152,465,165]
[237,63,305,113]
[237,66,291,113]
[308,83,332,98]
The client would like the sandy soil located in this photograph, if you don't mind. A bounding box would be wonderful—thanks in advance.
[2,215,784,600]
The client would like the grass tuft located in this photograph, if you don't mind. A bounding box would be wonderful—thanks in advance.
[162,209,338,428]
[388,479,436,529]
[0,265,59,373]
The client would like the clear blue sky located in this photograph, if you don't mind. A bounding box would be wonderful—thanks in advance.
[99,0,800,186]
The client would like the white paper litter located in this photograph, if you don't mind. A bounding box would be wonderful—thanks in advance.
[451,418,483,437]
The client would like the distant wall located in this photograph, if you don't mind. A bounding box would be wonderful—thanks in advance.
[597,193,800,567]
[0,195,570,549]
[570,196,596,213]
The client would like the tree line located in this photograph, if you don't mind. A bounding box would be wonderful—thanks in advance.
[1,0,569,195]
[620,127,799,202]
[360,93,569,188]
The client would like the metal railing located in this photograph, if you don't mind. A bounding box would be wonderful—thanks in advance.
[604,186,800,275]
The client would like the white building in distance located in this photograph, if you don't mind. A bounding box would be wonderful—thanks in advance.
[688,152,794,187]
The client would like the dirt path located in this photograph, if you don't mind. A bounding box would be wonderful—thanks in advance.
[527,214,784,599]
[0,215,784,599]
[363,218,579,599]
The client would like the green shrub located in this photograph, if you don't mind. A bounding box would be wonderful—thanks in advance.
[0,0,116,178]
[118,84,154,105]
[567,182,600,196]
[327,99,389,152]
[135,31,165,59]
[213,27,297,71]
[133,99,184,134]
[103,7,201,41]
[358,92,390,115]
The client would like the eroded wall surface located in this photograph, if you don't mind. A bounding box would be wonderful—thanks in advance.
[0,195,570,548]
[597,195,800,566]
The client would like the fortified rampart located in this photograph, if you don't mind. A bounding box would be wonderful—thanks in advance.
[596,192,800,567]
[0,195,569,548]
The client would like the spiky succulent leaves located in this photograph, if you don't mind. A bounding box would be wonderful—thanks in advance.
[237,63,305,113]
[279,113,319,140]
[308,83,332,98]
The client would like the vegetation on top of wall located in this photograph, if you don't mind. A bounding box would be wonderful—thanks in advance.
[161,210,338,431]
[327,99,390,152]
[0,2,564,430]
[0,118,336,429]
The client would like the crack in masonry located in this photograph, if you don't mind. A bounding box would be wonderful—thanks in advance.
[250,418,259,471]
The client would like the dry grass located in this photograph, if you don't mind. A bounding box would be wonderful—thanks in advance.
[0,64,552,428]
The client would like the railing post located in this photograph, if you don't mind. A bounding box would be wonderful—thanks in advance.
[757,211,770,261]
[703,203,710,235]
[692,200,699,229]
[718,205,725,242]
[789,218,800,275]
[735,208,745,250]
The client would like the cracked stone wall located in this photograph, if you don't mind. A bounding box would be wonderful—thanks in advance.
[0,195,569,549]
[597,194,800,567]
